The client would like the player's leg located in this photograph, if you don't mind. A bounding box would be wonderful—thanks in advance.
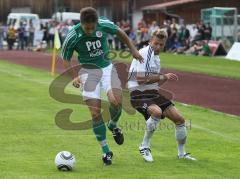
[130,90,162,162]
[141,104,162,148]
[139,104,162,162]
[102,64,124,145]
[80,68,113,165]
[163,106,196,160]
[107,88,122,130]
[85,98,113,165]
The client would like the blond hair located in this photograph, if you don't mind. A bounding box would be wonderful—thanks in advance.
[152,29,168,40]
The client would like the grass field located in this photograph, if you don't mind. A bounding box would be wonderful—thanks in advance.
[1,60,240,178]
[113,51,240,80]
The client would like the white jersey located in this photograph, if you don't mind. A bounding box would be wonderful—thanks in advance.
[128,45,161,92]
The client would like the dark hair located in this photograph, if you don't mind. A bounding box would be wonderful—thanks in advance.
[80,7,98,24]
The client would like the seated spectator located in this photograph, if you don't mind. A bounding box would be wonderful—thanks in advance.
[198,40,211,56]
[176,39,190,54]
[185,41,203,55]
[168,38,182,53]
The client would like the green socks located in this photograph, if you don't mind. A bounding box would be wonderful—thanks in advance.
[108,104,122,130]
[93,120,110,154]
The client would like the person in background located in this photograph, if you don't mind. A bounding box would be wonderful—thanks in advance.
[204,23,212,40]
[17,21,26,50]
[28,20,35,49]
[7,26,16,50]
[0,22,4,50]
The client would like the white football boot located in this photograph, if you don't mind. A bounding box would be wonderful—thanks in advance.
[178,153,196,161]
[139,146,154,162]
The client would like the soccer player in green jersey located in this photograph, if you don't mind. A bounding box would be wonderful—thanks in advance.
[61,7,143,165]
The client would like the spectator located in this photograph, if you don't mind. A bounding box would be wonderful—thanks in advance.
[204,23,212,40]
[168,27,178,51]
[28,20,35,48]
[168,37,182,53]
[185,41,202,55]
[178,25,190,44]
[148,21,159,36]
[42,22,49,46]
[48,22,55,48]
[7,26,16,50]
[170,18,180,31]
[0,22,4,49]
[194,23,205,41]
[198,40,211,56]
[128,28,137,45]
[23,22,29,49]
[107,34,114,50]
[59,22,69,44]
[190,25,198,42]
[17,21,26,50]
[176,39,190,54]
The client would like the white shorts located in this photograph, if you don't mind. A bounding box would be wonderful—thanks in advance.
[79,64,122,100]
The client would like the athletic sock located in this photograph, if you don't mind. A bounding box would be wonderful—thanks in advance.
[175,123,187,156]
[92,119,110,154]
[108,104,122,130]
[141,116,160,148]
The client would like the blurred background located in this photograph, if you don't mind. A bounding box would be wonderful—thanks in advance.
[0,0,240,56]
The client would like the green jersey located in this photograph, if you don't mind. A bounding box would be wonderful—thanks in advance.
[61,17,119,68]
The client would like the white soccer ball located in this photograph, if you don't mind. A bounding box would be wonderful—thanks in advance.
[55,151,76,171]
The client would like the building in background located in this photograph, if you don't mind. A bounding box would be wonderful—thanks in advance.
[0,0,130,23]
[0,0,240,27]
[140,0,240,25]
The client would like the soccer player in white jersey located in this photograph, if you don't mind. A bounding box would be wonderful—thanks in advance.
[128,29,196,162]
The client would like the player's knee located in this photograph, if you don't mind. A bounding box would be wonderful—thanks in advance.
[174,115,185,125]
[90,109,101,120]
[109,98,122,107]
[148,105,162,119]
[107,89,122,107]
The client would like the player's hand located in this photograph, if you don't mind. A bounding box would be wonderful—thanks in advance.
[132,49,144,63]
[164,73,178,81]
[72,76,81,88]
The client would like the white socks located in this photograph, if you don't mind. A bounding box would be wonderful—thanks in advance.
[141,116,160,148]
[175,123,187,156]
[141,117,187,157]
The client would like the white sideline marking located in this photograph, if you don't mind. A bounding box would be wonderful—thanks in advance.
[0,68,50,85]
[0,68,81,96]
[192,124,240,142]
[180,102,239,118]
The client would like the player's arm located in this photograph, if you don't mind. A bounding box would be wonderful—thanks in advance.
[61,31,81,88]
[116,29,144,63]
[62,59,81,88]
[136,73,178,85]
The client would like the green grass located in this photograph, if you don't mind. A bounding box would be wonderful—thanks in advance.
[112,51,240,80]
[54,49,240,79]
[0,60,240,178]
[160,53,240,79]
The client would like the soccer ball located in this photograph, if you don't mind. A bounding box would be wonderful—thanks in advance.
[55,151,76,171]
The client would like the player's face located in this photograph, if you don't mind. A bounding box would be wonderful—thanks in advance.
[150,36,166,55]
[82,23,97,35]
